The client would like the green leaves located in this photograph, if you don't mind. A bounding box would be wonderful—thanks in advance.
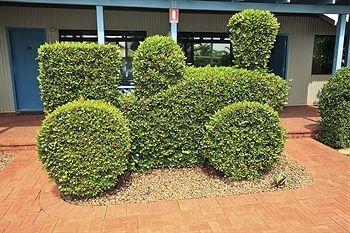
[125,67,288,171]
[37,42,122,113]
[133,35,186,98]
[204,101,286,180]
[36,100,131,198]
[228,9,280,71]
[317,67,350,149]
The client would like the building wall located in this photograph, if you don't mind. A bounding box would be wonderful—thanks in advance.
[0,5,336,112]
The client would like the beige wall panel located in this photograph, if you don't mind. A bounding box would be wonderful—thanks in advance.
[0,6,168,112]
[0,6,337,112]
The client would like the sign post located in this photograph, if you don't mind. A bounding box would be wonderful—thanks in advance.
[169,8,179,43]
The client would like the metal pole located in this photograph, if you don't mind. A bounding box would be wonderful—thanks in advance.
[96,5,105,44]
[170,22,177,43]
[332,14,346,73]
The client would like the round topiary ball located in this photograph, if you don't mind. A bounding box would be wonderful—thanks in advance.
[37,99,131,198]
[133,35,185,98]
[318,67,350,149]
[204,101,286,180]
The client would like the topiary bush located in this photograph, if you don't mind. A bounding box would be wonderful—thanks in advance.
[37,42,122,113]
[133,35,186,98]
[125,67,288,170]
[317,67,350,149]
[228,9,280,71]
[204,101,286,180]
[37,99,131,198]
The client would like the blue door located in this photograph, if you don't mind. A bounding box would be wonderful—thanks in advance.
[9,28,45,112]
[269,35,288,79]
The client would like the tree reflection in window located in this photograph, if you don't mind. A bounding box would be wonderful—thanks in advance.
[312,35,335,75]
[179,32,232,67]
[312,35,348,75]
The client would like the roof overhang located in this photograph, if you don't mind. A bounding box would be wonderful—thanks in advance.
[1,0,350,14]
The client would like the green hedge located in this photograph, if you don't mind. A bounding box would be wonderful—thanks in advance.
[133,35,186,98]
[317,67,350,149]
[126,67,288,170]
[37,42,122,113]
[228,9,280,71]
[204,101,286,180]
[37,100,130,198]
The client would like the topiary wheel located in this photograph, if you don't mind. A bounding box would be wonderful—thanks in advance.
[37,100,131,198]
[204,101,286,180]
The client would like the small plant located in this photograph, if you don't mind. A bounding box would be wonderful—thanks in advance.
[133,35,186,98]
[274,173,288,188]
[228,9,280,71]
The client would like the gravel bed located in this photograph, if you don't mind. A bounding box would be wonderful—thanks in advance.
[338,148,350,156]
[65,154,312,206]
[0,152,14,171]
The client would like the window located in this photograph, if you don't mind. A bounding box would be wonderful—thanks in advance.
[312,35,348,75]
[59,30,146,87]
[312,35,335,75]
[178,32,232,67]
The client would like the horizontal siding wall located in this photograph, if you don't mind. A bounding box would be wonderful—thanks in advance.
[0,5,336,112]
[278,15,335,105]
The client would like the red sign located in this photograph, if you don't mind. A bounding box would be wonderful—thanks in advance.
[169,8,179,23]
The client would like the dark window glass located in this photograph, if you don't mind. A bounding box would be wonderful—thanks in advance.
[178,32,232,67]
[58,30,146,87]
[312,35,335,75]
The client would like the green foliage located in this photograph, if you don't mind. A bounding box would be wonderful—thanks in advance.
[228,9,280,71]
[317,67,350,149]
[133,35,186,98]
[37,100,131,198]
[118,92,137,114]
[37,42,122,113]
[126,67,288,170]
[204,101,286,180]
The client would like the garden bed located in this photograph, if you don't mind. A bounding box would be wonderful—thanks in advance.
[0,152,14,171]
[338,148,350,156]
[65,154,312,206]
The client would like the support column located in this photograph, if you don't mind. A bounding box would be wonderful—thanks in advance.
[170,22,177,43]
[332,14,346,73]
[96,5,105,44]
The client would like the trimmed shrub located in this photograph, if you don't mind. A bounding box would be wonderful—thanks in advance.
[133,35,186,98]
[228,9,280,71]
[317,67,350,149]
[37,100,130,197]
[204,101,286,180]
[37,42,122,113]
[126,67,288,170]
[118,92,137,114]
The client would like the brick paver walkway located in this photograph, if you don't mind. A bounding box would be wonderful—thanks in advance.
[0,138,349,233]
[0,106,320,150]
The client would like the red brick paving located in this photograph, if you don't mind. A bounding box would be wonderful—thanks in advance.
[279,105,320,138]
[0,138,349,233]
[0,114,43,149]
[0,106,319,150]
